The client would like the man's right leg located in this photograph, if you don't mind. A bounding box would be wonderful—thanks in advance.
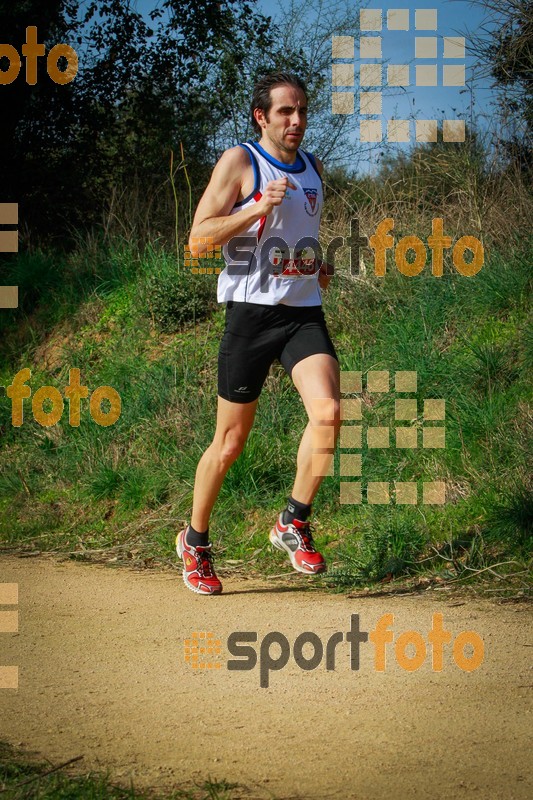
[177,395,259,594]
[191,394,259,531]
[178,300,278,593]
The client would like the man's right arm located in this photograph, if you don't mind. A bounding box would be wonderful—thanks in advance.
[189,147,295,256]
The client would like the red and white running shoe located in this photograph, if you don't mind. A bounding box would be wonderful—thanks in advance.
[269,514,327,574]
[176,528,222,595]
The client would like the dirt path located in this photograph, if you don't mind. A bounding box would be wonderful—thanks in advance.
[0,554,531,799]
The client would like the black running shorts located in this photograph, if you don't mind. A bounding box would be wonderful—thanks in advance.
[218,301,339,403]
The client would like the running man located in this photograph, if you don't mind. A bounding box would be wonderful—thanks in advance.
[176,72,341,594]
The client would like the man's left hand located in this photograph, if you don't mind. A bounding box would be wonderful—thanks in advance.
[318,260,334,289]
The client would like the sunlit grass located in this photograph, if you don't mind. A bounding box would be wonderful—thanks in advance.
[0,235,531,588]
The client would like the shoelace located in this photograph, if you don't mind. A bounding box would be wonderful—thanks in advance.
[194,545,216,578]
[293,523,317,553]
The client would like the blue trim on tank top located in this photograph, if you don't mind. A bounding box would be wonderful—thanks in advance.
[233,143,260,207]
[303,150,323,183]
[249,140,306,173]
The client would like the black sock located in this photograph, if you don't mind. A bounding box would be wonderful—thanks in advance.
[186,524,209,547]
[282,496,312,524]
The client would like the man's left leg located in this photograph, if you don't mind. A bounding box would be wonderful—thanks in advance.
[269,353,341,573]
[290,353,341,504]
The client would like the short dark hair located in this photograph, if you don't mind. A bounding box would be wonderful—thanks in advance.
[250,72,308,135]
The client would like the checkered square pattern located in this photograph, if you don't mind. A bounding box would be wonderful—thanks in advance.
[0,583,19,690]
[312,370,446,505]
[184,238,222,274]
[0,203,19,308]
[184,631,223,669]
[331,9,466,142]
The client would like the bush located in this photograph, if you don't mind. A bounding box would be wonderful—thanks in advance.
[483,483,533,551]
[328,510,427,588]
[147,267,218,331]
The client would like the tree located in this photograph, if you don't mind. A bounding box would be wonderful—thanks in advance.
[469,0,533,174]
[0,0,275,242]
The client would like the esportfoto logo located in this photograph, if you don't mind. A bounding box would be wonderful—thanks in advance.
[184,614,484,688]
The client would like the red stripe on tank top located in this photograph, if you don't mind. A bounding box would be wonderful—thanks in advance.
[254,191,267,243]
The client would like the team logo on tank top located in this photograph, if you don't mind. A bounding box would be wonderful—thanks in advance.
[303,187,319,216]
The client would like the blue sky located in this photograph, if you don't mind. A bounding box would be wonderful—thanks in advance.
[256,0,500,171]
[132,0,501,172]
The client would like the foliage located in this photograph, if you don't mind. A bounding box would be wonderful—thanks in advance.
[483,483,533,551]
[471,0,533,174]
[1,234,530,589]
[328,510,427,586]
[147,267,218,331]
[0,738,240,799]
[0,0,275,241]
[376,124,488,208]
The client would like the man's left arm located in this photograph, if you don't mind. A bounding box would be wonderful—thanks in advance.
[314,156,333,290]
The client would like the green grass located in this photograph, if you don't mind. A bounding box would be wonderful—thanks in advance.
[0,235,531,591]
[0,740,241,799]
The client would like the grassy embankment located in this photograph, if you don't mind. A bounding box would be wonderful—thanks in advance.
[0,223,531,592]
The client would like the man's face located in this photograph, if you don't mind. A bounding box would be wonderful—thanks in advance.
[256,84,308,153]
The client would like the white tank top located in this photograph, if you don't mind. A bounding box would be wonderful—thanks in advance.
[218,141,323,306]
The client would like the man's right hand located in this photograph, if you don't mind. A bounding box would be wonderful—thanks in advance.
[258,176,297,216]
[189,147,299,252]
